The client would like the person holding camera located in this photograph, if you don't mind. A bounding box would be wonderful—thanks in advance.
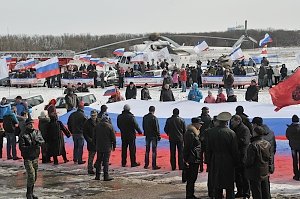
[19,118,45,199]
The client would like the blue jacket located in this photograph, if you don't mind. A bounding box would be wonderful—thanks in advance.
[0,103,11,120]
[15,102,27,116]
[188,83,203,102]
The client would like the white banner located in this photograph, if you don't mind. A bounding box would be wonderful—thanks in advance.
[202,75,258,86]
[61,78,94,86]
[10,78,44,86]
[0,59,9,80]
[124,77,163,87]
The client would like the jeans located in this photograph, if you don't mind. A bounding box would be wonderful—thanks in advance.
[170,141,184,170]
[181,81,186,92]
[144,137,158,168]
[0,134,3,158]
[267,78,273,87]
[225,87,233,97]
[258,78,264,89]
[72,134,84,162]
[6,133,17,158]
[249,178,271,199]
[292,150,300,177]
[121,138,137,166]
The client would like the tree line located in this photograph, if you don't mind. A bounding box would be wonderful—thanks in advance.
[0,29,299,57]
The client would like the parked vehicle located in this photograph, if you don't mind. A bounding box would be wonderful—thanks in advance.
[55,93,99,116]
[6,94,45,119]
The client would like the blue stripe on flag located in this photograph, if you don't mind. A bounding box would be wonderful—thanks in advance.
[36,62,59,74]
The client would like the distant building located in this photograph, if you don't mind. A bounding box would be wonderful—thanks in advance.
[227,25,245,31]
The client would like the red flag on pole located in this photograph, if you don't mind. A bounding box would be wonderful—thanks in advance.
[269,68,300,111]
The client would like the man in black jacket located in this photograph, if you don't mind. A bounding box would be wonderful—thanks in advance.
[164,108,186,170]
[160,84,175,102]
[117,104,142,167]
[286,115,300,180]
[94,115,116,181]
[199,107,211,172]
[83,110,100,174]
[235,106,253,134]
[125,82,137,100]
[183,117,203,199]
[68,102,87,164]
[231,115,251,198]
[19,118,44,199]
[245,79,259,102]
[141,83,152,100]
[251,117,276,174]
[142,106,161,170]
[245,126,272,199]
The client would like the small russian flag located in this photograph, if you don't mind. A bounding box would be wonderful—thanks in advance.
[1,55,12,63]
[79,54,92,62]
[103,87,117,96]
[90,58,100,65]
[259,33,273,47]
[113,48,125,56]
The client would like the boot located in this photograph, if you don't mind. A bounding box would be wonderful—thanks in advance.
[103,173,113,181]
[95,168,100,180]
[26,186,33,199]
[31,185,38,199]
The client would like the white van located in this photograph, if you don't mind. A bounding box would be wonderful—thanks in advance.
[55,93,99,116]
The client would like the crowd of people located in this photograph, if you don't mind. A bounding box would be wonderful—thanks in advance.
[1,89,300,199]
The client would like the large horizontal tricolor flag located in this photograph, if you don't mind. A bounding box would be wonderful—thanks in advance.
[1,55,12,63]
[193,41,209,53]
[15,58,36,70]
[259,33,273,47]
[90,58,100,65]
[79,54,92,62]
[113,48,125,56]
[229,47,244,61]
[34,57,60,79]
[103,86,117,96]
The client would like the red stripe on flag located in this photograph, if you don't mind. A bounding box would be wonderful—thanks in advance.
[36,68,60,79]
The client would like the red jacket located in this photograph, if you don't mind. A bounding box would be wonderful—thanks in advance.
[215,93,227,103]
[180,69,187,81]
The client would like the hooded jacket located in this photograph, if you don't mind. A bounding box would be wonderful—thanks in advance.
[0,103,11,120]
[188,83,203,102]
[3,109,18,134]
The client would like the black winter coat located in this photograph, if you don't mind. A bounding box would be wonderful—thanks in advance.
[142,113,160,138]
[286,123,300,150]
[3,114,18,134]
[206,125,239,189]
[94,121,116,152]
[183,125,201,164]
[236,113,253,134]
[117,110,142,140]
[164,115,186,142]
[223,74,234,88]
[125,86,137,100]
[245,85,259,102]
[200,113,212,150]
[83,118,100,151]
[46,118,71,156]
[232,122,250,164]
[141,88,151,100]
[67,109,87,135]
[38,116,50,139]
[19,128,44,160]
[261,124,276,173]
[245,136,271,181]
[160,88,175,102]
[227,95,237,102]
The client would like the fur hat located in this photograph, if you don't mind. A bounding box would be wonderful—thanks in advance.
[252,117,263,126]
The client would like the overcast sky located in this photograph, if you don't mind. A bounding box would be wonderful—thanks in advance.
[1,0,299,35]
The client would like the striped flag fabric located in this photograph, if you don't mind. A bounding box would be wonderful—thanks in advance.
[193,41,209,53]
[229,47,244,61]
[90,58,100,65]
[113,48,125,56]
[79,54,92,62]
[15,58,36,70]
[1,55,12,63]
[259,33,273,47]
[34,57,60,79]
